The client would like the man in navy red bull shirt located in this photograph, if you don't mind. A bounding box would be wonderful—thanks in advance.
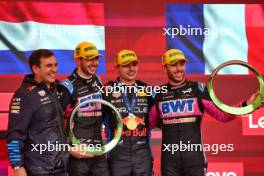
[104,49,153,176]
[7,49,68,176]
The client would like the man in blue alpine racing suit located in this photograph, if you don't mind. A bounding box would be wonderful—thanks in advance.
[58,42,110,176]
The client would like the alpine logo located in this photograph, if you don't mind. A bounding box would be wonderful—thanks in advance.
[182,88,192,94]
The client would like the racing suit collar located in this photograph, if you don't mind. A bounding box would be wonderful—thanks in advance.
[72,69,95,84]
[167,78,187,90]
[23,74,58,92]
[116,77,137,86]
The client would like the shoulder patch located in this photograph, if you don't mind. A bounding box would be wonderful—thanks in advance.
[151,92,156,99]
[198,82,205,92]
[61,79,74,94]
[27,85,36,92]
[95,75,103,86]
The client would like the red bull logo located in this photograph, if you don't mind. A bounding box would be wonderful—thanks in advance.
[114,128,147,137]
[123,115,145,130]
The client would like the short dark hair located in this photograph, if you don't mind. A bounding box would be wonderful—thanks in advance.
[29,49,54,73]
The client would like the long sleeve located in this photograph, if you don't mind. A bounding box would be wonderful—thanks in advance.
[198,83,236,122]
[57,83,74,119]
[7,91,34,168]
[202,99,236,122]
[149,103,161,129]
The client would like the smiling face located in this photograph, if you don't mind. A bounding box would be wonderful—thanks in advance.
[77,57,99,77]
[32,55,58,86]
[116,61,138,83]
[164,60,186,83]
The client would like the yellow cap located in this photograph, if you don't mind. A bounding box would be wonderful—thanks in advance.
[162,49,188,65]
[116,49,139,66]
[74,42,103,60]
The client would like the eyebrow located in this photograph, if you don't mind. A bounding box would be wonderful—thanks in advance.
[45,62,57,67]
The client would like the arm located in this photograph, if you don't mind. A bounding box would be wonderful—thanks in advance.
[202,99,236,122]
[201,84,262,121]
[102,90,116,141]
[58,82,92,158]
[149,103,161,129]
[198,83,236,122]
[57,82,74,119]
[7,91,34,174]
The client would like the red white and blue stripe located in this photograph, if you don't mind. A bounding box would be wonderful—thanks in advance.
[0,2,105,74]
[166,4,264,75]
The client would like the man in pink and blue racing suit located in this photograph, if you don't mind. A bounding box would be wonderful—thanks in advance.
[149,49,259,176]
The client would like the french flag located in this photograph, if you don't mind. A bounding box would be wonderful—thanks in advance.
[166,4,264,75]
[0,2,106,74]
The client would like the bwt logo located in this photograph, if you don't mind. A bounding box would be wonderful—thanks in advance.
[160,98,194,115]
[207,162,244,176]
[242,108,264,135]
[207,172,237,176]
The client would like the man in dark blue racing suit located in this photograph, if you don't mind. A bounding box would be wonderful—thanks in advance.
[104,49,154,176]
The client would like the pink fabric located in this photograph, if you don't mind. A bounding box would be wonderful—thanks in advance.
[202,99,236,122]
[64,104,73,119]
[149,105,160,129]
[149,99,237,129]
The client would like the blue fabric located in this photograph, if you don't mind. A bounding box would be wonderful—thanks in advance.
[0,50,106,74]
[166,4,205,74]
[7,140,22,166]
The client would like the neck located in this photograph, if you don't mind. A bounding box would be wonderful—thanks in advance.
[119,77,135,85]
[77,69,93,79]
[168,77,186,87]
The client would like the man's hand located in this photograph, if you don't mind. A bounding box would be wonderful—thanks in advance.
[69,146,95,159]
[247,91,264,108]
[14,167,27,176]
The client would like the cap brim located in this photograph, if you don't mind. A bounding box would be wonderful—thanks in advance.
[168,58,188,65]
[119,58,139,66]
[83,53,104,60]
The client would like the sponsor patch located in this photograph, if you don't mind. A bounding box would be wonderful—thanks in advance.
[78,92,102,111]
[27,86,36,92]
[112,92,121,98]
[137,91,147,97]
[38,90,46,97]
[10,105,20,110]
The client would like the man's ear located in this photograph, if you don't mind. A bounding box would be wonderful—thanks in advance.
[162,65,167,73]
[114,65,119,72]
[76,58,81,67]
[32,65,40,74]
